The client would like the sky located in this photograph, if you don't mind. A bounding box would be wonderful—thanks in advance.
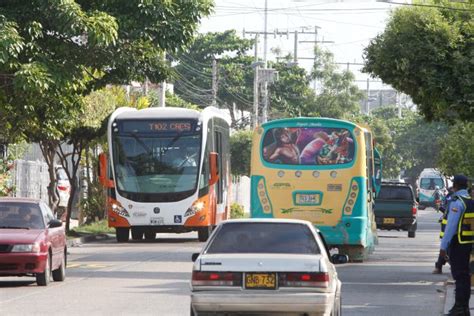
[199,0,405,89]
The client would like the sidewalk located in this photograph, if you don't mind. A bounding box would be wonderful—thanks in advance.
[66,219,113,247]
[443,280,474,315]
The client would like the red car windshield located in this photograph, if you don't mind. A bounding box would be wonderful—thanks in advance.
[0,203,45,230]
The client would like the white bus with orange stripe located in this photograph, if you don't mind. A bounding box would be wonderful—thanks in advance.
[98,106,231,242]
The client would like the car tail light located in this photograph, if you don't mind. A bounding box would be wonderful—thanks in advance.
[192,271,242,286]
[279,272,329,288]
[412,205,417,215]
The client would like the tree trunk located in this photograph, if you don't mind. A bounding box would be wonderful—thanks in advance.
[39,140,59,214]
[57,140,84,233]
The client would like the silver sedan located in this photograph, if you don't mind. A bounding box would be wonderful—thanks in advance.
[190,218,346,316]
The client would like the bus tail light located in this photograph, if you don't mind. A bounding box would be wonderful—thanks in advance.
[279,272,329,288]
[192,271,242,287]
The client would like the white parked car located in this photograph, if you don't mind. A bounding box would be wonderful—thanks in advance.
[190,219,346,316]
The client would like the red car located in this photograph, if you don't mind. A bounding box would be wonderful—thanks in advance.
[0,197,67,286]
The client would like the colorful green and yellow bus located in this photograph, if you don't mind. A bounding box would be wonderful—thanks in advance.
[250,118,382,261]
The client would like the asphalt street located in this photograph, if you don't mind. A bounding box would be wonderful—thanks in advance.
[0,208,447,316]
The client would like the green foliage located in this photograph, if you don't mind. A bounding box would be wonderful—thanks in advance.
[438,122,474,177]
[310,46,363,118]
[0,159,13,197]
[230,203,246,219]
[173,30,254,126]
[363,3,473,122]
[230,130,253,176]
[360,106,448,180]
[72,219,115,235]
[81,179,107,224]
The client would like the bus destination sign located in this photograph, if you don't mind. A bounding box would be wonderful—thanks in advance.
[148,122,192,132]
[120,120,195,134]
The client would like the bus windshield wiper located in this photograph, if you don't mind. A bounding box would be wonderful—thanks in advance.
[0,226,30,230]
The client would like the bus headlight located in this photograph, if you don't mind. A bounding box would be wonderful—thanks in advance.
[185,201,205,217]
[111,203,130,217]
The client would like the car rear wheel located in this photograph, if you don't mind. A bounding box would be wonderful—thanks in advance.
[198,226,212,242]
[52,250,66,282]
[408,231,416,238]
[36,254,51,286]
[190,305,196,316]
[116,227,130,242]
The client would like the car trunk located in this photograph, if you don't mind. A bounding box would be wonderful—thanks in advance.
[198,253,324,272]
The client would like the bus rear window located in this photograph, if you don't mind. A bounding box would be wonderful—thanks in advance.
[262,127,355,165]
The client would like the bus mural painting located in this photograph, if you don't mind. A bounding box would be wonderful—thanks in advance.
[98,107,231,243]
[251,118,382,262]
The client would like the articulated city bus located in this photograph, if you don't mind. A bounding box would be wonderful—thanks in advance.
[250,118,382,261]
[99,106,231,242]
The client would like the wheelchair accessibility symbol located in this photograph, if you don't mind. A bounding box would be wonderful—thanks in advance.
[174,215,182,223]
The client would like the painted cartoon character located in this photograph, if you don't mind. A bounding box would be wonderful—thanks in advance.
[264,128,300,164]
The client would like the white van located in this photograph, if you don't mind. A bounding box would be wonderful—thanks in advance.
[416,168,448,209]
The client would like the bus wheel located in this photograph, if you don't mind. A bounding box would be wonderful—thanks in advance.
[116,228,130,243]
[144,231,156,240]
[198,226,212,242]
[131,228,143,241]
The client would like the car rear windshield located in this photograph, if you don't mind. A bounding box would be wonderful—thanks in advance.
[0,203,45,229]
[378,186,413,200]
[206,222,320,254]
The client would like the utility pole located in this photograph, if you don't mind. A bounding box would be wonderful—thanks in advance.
[262,0,269,123]
[397,92,402,118]
[366,78,370,115]
[211,57,218,107]
[253,34,259,129]
[157,52,166,107]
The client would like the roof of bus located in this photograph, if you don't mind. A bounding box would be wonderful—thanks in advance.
[114,107,201,120]
[260,117,362,130]
[112,106,231,124]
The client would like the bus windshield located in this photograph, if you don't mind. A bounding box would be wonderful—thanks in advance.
[112,119,201,202]
[420,178,445,190]
[262,127,355,166]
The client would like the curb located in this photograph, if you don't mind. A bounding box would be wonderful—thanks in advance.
[67,233,114,247]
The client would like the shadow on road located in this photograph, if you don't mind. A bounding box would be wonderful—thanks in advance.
[0,280,36,287]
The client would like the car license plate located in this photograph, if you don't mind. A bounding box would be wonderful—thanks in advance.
[245,273,276,289]
[150,217,164,225]
[383,217,395,224]
[297,194,320,205]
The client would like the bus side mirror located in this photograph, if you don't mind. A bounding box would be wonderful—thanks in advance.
[209,152,219,186]
[98,153,114,188]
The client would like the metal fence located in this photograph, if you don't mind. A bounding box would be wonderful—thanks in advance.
[12,159,50,203]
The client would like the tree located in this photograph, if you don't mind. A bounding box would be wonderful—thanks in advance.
[438,122,474,176]
[365,106,448,181]
[0,1,212,230]
[230,130,253,176]
[363,3,473,122]
[311,46,363,118]
[173,30,254,127]
[268,60,316,119]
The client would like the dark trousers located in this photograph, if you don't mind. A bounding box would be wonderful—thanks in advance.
[436,253,447,269]
[449,238,472,306]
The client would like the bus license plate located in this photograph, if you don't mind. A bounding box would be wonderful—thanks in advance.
[150,217,164,225]
[297,194,320,205]
[383,218,395,224]
[245,273,276,289]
